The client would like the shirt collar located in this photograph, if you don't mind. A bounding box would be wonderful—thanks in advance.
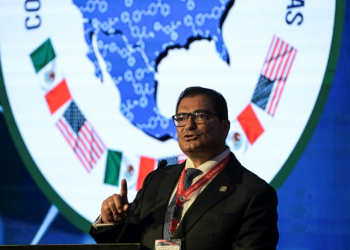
[185,147,231,174]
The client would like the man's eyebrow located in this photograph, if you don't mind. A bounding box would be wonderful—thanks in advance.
[176,111,194,114]
[177,110,206,114]
[192,109,206,113]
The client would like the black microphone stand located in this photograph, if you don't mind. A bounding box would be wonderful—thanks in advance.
[115,159,168,243]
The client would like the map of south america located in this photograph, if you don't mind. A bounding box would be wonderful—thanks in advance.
[73,0,234,141]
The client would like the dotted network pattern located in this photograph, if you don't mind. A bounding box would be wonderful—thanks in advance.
[72,0,234,141]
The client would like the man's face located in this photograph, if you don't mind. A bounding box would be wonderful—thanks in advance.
[176,95,230,161]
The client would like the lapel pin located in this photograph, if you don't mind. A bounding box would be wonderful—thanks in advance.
[219,186,227,192]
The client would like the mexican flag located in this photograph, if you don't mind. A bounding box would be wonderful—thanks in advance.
[104,151,160,191]
[30,38,71,115]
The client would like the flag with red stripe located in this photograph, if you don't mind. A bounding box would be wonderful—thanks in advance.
[56,101,106,173]
[177,154,187,164]
[136,156,157,191]
[45,79,72,114]
[237,104,264,145]
[157,153,187,166]
[251,35,297,116]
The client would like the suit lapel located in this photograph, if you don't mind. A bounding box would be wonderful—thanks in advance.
[154,162,184,239]
[172,153,242,239]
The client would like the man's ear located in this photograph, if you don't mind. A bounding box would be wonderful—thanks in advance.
[222,120,230,139]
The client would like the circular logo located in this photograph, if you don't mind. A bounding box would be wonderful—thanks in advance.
[0,0,343,232]
[179,196,186,202]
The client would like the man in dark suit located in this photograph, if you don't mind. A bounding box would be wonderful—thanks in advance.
[90,86,279,249]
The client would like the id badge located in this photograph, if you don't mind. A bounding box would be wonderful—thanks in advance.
[155,239,181,250]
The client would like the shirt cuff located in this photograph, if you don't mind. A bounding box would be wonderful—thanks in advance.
[92,215,121,231]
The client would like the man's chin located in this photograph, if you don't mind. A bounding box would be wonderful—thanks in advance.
[181,144,202,155]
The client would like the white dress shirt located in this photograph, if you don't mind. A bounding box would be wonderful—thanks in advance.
[167,147,231,221]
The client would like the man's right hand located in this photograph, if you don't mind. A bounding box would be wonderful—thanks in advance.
[101,179,130,223]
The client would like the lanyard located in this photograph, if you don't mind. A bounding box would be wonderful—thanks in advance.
[169,154,231,235]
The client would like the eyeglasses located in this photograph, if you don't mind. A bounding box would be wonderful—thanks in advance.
[172,110,221,127]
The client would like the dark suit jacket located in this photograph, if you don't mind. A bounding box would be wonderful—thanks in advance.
[90,153,279,250]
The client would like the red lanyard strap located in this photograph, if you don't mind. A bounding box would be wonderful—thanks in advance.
[175,154,230,207]
[169,154,231,235]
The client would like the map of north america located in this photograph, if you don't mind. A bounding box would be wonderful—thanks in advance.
[73,0,234,140]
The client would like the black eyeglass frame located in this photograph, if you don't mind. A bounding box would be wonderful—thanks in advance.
[172,110,222,127]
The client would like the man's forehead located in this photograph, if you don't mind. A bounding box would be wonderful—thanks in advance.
[177,95,214,111]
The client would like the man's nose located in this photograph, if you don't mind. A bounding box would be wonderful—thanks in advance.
[185,115,197,129]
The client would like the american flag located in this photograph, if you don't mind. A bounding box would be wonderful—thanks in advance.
[251,35,297,116]
[56,101,106,173]
[158,153,187,166]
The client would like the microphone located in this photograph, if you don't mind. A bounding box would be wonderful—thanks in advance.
[115,159,168,243]
[157,159,168,169]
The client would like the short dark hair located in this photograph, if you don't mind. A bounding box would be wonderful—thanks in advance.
[175,86,228,120]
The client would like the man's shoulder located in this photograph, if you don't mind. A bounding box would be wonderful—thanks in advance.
[227,152,276,193]
[241,165,270,187]
[153,161,185,177]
